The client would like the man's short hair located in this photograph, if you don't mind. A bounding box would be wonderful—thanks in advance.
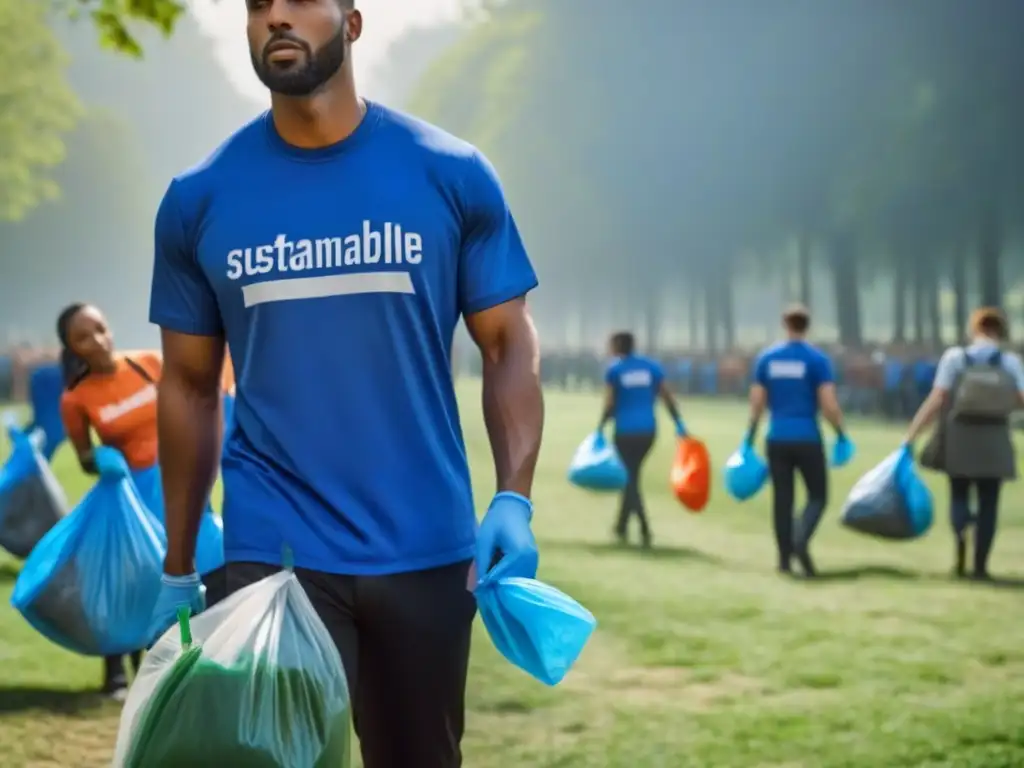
[970,307,1008,340]
[610,331,635,356]
[782,303,810,334]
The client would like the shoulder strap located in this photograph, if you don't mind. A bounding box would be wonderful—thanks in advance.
[125,357,156,384]
[960,347,973,367]
[990,349,1002,366]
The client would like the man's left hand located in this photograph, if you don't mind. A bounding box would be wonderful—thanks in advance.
[474,491,538,587]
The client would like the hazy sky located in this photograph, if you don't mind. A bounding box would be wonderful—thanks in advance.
[188,0,463,105]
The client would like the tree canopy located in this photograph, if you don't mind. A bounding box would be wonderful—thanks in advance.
[69,0,185,57]
[411,0,1024,349]
[0,0,81,221]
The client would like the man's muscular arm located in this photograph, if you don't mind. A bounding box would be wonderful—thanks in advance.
[158,330,224,576]
[464,297,543,497]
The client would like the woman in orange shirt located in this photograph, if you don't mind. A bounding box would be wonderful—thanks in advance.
[57,303,159,699]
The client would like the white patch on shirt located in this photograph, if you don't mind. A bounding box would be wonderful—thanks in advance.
[768,360,807,379]
[620,369,653,388]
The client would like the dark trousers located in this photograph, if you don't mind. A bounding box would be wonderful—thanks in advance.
[949,477,1002,575]
[766,441,828,566]
[103,650,143,688]
[613,432,656,539]
[208,559,477,768]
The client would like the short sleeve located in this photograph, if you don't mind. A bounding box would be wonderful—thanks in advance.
[753,353,768,386]
[604,362,618,386]
[59,392,90,448]
[149,180,223,336]
[651,360,665,388]
[932,348,964,391]
[457,152,539,316]
[815,353,835,386]
[1004,353,1024,393]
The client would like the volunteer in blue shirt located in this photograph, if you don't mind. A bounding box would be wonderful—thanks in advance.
[599,332,685,548]
[24,361,66,460]
[747,305,846,577]
[144,2,543,766]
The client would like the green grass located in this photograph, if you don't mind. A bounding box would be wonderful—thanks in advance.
[1,384,1023,767]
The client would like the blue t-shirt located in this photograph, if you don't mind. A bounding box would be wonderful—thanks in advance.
[28,364,66,459]
[753,341,834,443]
[605,355,664,435]
[149,103,538,576]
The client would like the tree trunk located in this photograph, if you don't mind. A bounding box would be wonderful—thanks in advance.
[719,258,736,350]
[797,233,812,308]
[978,204,1003,307]
[704,271,718,354]
[926,268,943,350]
[892,256,907,343]
[912,254,926,344]
[688,282,701,348]
[643,295,660,353]
[829,233,862,347]
[951,243,968,343]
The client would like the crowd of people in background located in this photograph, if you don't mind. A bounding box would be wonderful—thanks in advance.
[7,336,1024,422]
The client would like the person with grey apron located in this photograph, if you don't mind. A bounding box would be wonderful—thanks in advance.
[906,308,1024,580]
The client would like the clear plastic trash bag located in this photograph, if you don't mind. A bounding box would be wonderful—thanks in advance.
[831,434,856,468]
[10,447,165,655]
[567,431,628,491]
[113,570,351,768]
[0,417,67,558]
[841,445,933,540]
[131,464,224,577]
[723,441,769,501]
[476,566,596,686]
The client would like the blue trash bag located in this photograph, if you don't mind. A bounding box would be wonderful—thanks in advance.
[0,415,67,558]
[131,464,224,577]
[841,445,933,540]
[723,442,769,501]
[11,447,166,655]
[831,434,856,468]
[476,568,596,686]
[567,432,627,491]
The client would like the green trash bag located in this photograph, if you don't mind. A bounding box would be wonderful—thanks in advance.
[112,571,351,767]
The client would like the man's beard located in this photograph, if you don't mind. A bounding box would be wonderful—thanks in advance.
[252,27,346,97]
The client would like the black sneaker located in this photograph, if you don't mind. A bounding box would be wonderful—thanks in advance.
[794,548,817,578]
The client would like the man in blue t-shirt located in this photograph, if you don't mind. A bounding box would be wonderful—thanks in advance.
[747,305,846,577]
[599,332,685,547]
[144,2,543,765]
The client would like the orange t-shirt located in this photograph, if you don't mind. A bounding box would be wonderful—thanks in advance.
[60,353,162,470]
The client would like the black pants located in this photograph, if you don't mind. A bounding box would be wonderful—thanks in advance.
[614,432,656,539]
[766,441,828,566]
[209,559,477,768]
[949,477,1002,575]
[103,650,143,688]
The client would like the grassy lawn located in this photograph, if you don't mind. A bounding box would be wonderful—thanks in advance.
[1,384,1022,766]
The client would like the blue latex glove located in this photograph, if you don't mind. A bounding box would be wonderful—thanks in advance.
[145,573,205,646]
[674,417,687,437]
[831,433,856,468]
[94,446,129,478]
[475,492,538,586]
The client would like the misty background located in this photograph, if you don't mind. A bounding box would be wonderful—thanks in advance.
[3,0,1023,354]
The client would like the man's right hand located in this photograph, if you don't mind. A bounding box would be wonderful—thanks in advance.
[146,573,205,646]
